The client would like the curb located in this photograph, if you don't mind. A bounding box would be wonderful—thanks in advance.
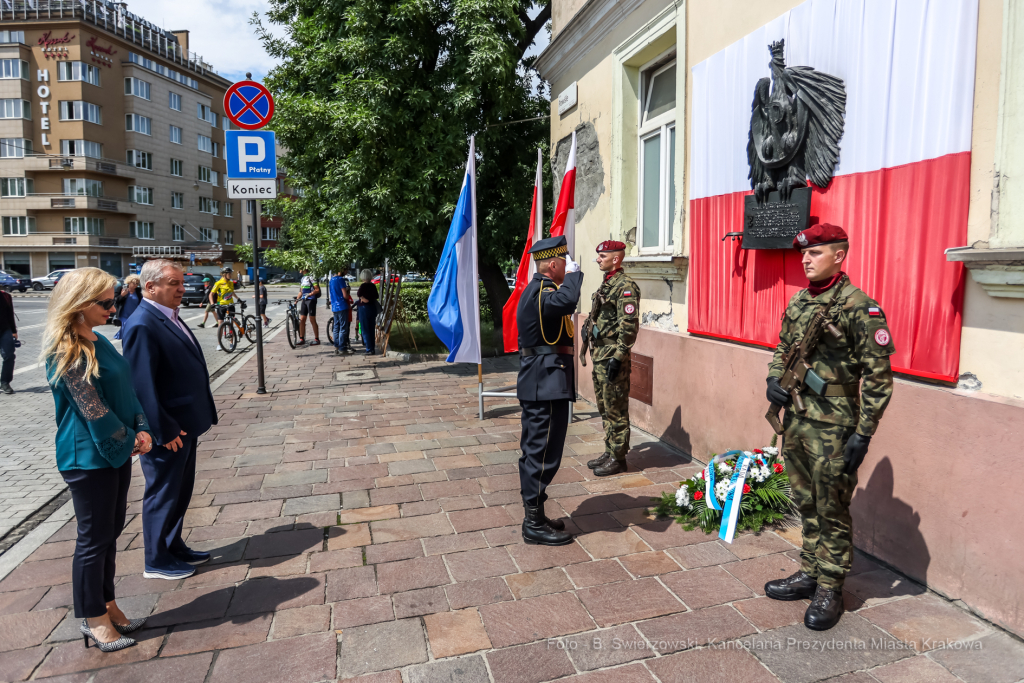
[0,499,74,583]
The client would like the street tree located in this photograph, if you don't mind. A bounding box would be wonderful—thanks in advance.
[252,0,552,324]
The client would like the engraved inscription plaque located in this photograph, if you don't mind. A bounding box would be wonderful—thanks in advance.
[741,187,811,249]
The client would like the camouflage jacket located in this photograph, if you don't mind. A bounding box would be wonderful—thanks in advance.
[768,278,895,436]
[589,270,640,363]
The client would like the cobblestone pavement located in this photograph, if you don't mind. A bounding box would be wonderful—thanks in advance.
[0,334,1020,683]
[0,288,297,541]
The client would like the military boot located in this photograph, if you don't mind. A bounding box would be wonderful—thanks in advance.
[587,453,612,469]
[804,585,844,631]
[522,504,573,546]
[541,507,565,530]
[593,459,626,477]
[765,571,817,600]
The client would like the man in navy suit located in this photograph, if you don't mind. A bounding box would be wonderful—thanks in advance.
[122,259,218,580]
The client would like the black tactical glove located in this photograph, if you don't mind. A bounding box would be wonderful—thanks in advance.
[607,358,622,382]
[766,377,791,406]
[842,433,871,475]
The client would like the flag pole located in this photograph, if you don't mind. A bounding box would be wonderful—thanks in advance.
[469,135,485,421]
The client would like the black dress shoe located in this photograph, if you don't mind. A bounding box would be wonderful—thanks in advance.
[587,453,612,469]
[593,459,626,477]
[765,571,818,601]
[804,585,844,630]
[541,509,565,531]
[522,504,573,546]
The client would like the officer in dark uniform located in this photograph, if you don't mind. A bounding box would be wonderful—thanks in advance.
[516,235,583,546]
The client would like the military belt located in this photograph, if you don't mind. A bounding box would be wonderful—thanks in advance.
[520,345,574,357]
[591,338,616,347]
[821,383,860,398]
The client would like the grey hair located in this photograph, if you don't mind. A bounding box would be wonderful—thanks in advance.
[139,259,182,288]
[359,269,372,282]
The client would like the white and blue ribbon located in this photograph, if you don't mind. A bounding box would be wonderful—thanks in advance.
[704,450,742,512]
[718,453,754,544]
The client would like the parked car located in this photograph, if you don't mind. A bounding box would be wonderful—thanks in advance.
[180,273,211,306]
[31,269,75,290]
[371,274,402,284]
[51,270,69,289]
[0,270,29,293]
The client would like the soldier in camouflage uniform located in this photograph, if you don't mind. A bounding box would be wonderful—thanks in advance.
[584,241,640,477]
[763,223,894,632]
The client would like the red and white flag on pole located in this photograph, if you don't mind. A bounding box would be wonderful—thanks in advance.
[502,148,544,353]
[550,131,576,258]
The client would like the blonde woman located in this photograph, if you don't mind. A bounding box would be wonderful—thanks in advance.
[42,268,153,653]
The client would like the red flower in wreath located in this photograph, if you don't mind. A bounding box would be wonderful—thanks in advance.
[753,448,763,454]
[772,463,784,474]
[742,484,751,494]
[693,490,704,501]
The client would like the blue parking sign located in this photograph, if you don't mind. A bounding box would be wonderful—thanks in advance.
[226,130,276,179]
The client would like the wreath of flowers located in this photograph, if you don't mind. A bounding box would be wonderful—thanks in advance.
[653,444,794,534]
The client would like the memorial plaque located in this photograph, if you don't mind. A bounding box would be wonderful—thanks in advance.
[742,187,811,249]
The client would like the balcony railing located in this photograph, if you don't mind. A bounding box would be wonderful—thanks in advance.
[50,197,74,208]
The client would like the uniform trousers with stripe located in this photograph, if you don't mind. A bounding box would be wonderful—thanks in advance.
[518,399,570,506]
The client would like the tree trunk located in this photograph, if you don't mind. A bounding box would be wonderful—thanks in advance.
[479,258,511,328]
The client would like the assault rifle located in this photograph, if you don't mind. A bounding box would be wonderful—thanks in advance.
[765,303,843,435]
[579,289,606,367]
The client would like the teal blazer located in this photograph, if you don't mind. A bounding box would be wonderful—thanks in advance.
[47,335,151,471]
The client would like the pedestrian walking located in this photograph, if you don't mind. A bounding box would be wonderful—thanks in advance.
[583,241,640,477]
[197,277,215,328]
[515,236,583,546]
[42,267,153,652]
[356,270,378,355]
[121,259,218,581]
[0,287,17,394]
[295,269,321,345]
[328,269,352,355]
[763,224,895,631]
[256,278,271,327]
[112,275,142,341]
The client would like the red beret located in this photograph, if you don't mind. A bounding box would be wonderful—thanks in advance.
[596,240,627,253]
[793,223,848,250]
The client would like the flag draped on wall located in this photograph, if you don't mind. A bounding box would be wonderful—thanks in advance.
[502,149,544,354]
[550,132,576,258]
[688,0,978,381]
[428,138,482,364]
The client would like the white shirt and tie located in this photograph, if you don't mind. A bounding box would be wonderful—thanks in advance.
[142,298,200,350]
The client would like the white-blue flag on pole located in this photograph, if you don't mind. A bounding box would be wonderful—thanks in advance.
[428,137,482,364]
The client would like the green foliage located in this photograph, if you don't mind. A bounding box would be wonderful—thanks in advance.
[251,0,553,324]
[401,282,492,324]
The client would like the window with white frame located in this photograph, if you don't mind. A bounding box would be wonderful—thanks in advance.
[130,221,154,239]
[58,61,100,86]
[2,216,35,235]
[170,125,182,144]
[1,139,31,158]
[65,216,104,235]
[198,165,211,183]
[63,178,103,196]
[225,230,234,245]
[212,141,220,158]
[211,170,218,186]
[246,200,255,214]
[198,226,214,242]
[211,199,220,215]
[1,178,31,196]
[59,101,101,124]
[171,191,184,209]
[637,56,677,254]
[128,185,153,205]
[126,149,152,170]
[224,202,234,217]
[247,225,252,241]
[124,77,151,100]
[262,226,280,241]
[199,196,213,213]
[197,134,212,153]
[172,224,184,241]
[197,103,215,125]
[168,91,182,111]
[170,158,183,176]
[61,139,100,158]
[126,113,151,135]
[0,99,30,120]
[0,59,28,80]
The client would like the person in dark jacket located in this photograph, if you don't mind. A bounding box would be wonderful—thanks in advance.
[0,288,17,394]
[43,267,153,652]
[355,269,379,355]
[112,275,142,341]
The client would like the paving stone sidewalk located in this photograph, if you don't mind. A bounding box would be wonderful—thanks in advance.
[0,334,1020,683]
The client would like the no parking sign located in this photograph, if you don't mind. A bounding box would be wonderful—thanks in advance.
[223,80,274,130]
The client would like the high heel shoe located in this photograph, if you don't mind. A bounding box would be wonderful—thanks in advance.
[113,617,147,635]
[80,620,136,652]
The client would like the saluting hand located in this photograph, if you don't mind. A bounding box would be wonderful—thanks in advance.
[565,255,581,274]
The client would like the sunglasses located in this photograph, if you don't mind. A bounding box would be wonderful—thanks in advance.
[93,298,116,310]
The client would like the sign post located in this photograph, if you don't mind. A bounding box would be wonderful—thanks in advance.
[225,73,276,395]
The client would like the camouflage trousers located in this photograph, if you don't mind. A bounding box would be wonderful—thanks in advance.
[782,412,857,590]
[592,357,631,461]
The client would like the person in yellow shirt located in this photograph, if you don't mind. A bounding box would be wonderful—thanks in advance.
[208,268,236,326]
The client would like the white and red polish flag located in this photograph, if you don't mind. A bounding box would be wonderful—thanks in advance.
[687,0,978,382]
[502,148,545,353]
[550,131,576,258]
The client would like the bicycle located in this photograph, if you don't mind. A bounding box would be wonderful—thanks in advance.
[216,300,257,353]
[276,299,301,349]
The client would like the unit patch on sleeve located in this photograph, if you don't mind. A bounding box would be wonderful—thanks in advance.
[874,328,890,346]
[624,303,636,315]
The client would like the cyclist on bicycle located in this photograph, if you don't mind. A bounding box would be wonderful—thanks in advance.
[210,268,237,327]
[295,268,321,346]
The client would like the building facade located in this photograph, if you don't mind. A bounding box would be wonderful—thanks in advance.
[537,0,1024,637]
[0,2,241,280]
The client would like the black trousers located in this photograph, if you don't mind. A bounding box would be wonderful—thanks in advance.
[140,435,197,569]
[61,460,132,618]
[518,400,570,506]
[0,329,14,383]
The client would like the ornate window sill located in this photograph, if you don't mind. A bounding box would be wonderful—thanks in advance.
[945,246,1024,298]
[622,254,688,282]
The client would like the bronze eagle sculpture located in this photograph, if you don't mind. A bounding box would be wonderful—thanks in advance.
[747,40,846,203]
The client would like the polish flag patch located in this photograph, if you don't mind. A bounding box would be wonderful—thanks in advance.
[868,307,882,317]
[623,290,632,297]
